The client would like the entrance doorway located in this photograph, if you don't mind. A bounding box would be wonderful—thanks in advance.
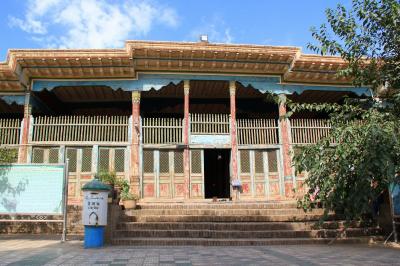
[204,149,230,199]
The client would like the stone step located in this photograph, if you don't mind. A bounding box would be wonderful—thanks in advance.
[125,208,325,216]
[111,236,382,246]
[116,221,365,231]
[113,228,381,239]
[124,214,338,223]
[137,202,299,210]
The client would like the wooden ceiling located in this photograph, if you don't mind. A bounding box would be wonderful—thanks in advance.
[0,40,351,93]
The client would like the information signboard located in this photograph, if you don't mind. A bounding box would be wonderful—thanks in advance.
[0,164,65,214]
[390,183,400,217]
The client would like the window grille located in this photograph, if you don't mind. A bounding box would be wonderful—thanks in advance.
[66,149,77,173]
[254,151,264,174]
[267,150,278,172]
[143,150,154,173]
[191,150,202,174]
[159,151,169,174]
[240,150,250,173]
[174,151,184,174]
[81,148,92,172]
[48,148,59,164]
[98,148,109,173]
[114,149,125,172]
[32,148,44,163]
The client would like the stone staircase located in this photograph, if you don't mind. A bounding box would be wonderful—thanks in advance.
[112,201,383,245]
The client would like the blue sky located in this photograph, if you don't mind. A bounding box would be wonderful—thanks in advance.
[0,0,350,61]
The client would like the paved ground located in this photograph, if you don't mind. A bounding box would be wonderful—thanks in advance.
[0,237,399,266]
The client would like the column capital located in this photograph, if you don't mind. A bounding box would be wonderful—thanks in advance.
[229,81,236,96]
[184,80,190,95]
[132,90,141,103]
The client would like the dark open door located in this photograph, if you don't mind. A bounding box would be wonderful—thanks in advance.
[204,149,230,198]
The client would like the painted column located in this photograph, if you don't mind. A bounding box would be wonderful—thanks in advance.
[278,94,294,198]
[183,80,190,199]
[229,81,239,199]
[18,92,31,163]
[130,91,141,195]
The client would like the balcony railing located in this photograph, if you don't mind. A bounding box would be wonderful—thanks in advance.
[190,113,230,135]
[31,116,129,143]
[1,115,333,146]
[237,119,278,145]
[290,119,332,144]
[142,117,183,144]
[0,118,21,145]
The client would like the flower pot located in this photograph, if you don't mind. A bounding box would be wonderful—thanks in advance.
[123,199,137,209]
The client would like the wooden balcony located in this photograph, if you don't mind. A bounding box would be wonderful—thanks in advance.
[0,118,21,146]
[0,115,333,146]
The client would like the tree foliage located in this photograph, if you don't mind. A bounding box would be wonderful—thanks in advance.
[291,101,400,221]
[292,0,400,221]
[0,148,18,164]
[308,0,400,91]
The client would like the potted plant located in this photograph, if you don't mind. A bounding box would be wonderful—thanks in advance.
[115,178,129,195]
[120,189,139,210]
[97,171,119,203]
[97,171,117,187]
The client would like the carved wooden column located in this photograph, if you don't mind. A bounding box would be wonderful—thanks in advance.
[278,94,294,198]
[18,92,31,163]
[229,81,238,197]
[130,91,141,195]
[183,80,190,199]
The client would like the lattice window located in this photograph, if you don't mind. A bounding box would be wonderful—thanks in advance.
[48,148,59,164]
[240,150,250,173]
[67,149,77,173]
[114,149,125,172]
[98,148,109,172]
[81,148,92,172]
[159,151,169,174]
[267,150,278,172]
[143,150,154,173]
[191,150,202,174]
[254,151,264,174]
[174,151,184,174]
[32,148,44,163]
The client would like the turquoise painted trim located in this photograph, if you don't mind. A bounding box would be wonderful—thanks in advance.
[0,95,25,105]
[32,80,141,91]
[32,73,371,96]
[284,175,294,181]
[190,134,231,145]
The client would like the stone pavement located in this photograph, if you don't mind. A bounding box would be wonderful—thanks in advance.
[0,236,399,266]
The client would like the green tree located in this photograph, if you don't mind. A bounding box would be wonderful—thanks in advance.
[0,147,18,164]
[308,0,400,92]
[292,0,400,221]
[291,102,400,221]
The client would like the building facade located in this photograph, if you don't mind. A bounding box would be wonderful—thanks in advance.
[0,40,371,205]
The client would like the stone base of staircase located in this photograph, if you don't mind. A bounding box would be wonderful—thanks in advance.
[111,202,383,246]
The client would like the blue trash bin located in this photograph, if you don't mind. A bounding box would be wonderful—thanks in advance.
[84,226,105,248]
